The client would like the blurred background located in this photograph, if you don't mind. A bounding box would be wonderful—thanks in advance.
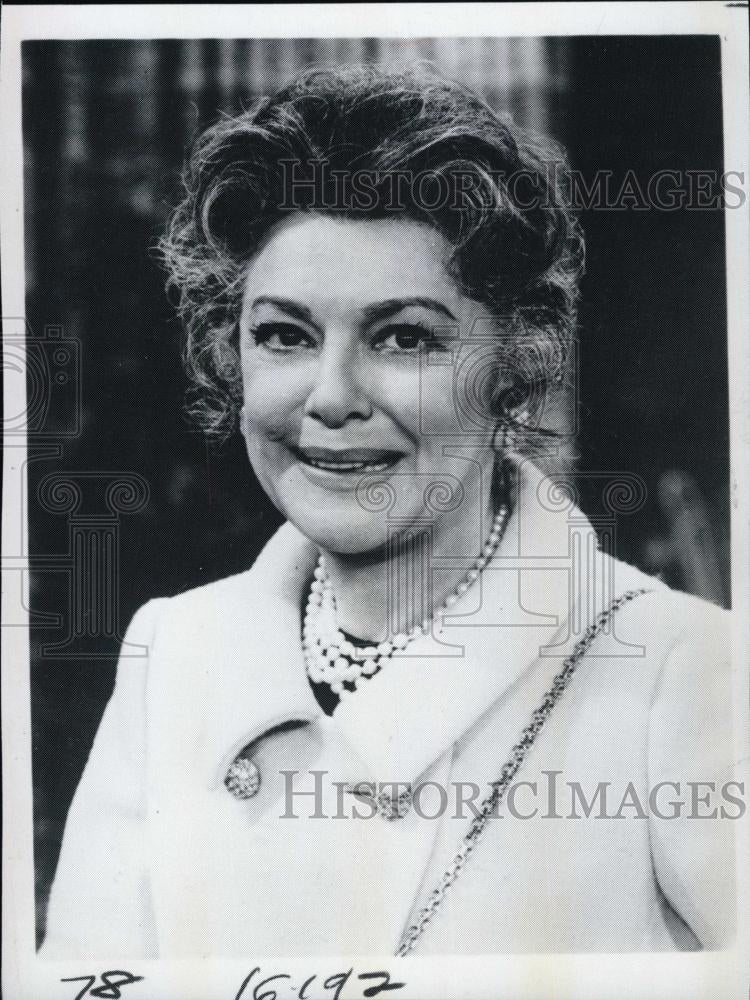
[23,36,729,943]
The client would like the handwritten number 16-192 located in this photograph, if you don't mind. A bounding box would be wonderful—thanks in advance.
[235,966,406,1000]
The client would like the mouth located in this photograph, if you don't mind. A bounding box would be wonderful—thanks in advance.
[290,446,404,475]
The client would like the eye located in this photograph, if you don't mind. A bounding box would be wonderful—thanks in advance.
[372,323,443,354]
[249,322,315,352]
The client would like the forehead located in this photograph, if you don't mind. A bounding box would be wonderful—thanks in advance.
[241,214,462,310]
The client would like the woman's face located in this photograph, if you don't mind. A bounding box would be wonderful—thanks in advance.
[239,214,498,554]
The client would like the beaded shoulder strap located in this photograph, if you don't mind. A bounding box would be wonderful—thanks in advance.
[395,587,651,957]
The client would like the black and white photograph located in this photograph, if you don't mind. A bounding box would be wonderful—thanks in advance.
[2,4,749,1000]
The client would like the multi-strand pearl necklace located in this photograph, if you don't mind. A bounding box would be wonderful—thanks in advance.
[302,504,510,699]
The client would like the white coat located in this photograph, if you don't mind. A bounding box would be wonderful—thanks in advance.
[41,462,735,958]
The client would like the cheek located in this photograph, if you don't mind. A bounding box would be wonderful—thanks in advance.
[240,360,304,436]
[414,367,465,437]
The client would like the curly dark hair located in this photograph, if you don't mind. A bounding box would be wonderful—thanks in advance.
[160,63,583,449]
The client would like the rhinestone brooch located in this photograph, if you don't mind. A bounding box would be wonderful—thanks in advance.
[377,787,413,821]
[225,756,261,799]
[345,783,413,820]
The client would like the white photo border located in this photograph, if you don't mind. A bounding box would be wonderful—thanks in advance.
[2,5,749,999]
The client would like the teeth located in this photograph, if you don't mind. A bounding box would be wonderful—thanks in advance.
[305,457,392,473]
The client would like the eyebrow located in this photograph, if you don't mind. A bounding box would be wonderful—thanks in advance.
[249,296,319,329]
[360,297,458,324]
[248,295,458,327]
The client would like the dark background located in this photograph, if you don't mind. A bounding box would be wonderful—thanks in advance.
[23,36,729,942]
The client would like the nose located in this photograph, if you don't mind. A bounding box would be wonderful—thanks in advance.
[303,340,373,428]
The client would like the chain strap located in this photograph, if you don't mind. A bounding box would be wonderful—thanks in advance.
[395,587,651,957]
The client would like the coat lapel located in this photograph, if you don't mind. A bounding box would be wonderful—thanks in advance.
[150,522,322,792]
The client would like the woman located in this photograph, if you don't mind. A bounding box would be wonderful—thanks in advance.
[42,65,734,957]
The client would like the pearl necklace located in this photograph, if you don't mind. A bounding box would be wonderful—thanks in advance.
[302,504,510,699]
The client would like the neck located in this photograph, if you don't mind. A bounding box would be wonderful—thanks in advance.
[320,491,499,644]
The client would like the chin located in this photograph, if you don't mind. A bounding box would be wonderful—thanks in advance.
[284,504,390,556]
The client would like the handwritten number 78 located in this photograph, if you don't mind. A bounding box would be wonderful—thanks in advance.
[61,971,143,1000]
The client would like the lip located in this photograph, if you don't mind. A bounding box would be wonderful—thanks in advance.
[289,444,404,486]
